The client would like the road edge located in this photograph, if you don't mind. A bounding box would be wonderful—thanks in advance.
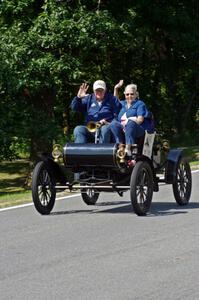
[1,169,199,213]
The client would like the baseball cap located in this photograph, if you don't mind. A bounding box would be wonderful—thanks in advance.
[93,80,106,91]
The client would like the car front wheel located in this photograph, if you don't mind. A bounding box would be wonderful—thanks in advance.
[32,161,56,215]
[130,161,153,216]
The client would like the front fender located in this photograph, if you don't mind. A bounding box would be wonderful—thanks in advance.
[38,153,68,184]
[165,149,183,183]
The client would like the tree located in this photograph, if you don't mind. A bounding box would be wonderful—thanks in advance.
[0,0,198,162]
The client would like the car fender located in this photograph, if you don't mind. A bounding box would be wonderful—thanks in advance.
[37,153,68,184]
[165,149,183,183]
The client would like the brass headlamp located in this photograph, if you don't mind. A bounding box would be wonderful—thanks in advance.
[117,144,126,163]
[52,144,62,162]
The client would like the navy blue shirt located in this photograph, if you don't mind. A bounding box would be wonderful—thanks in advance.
[71,92,121,124]
[118,99,154,131]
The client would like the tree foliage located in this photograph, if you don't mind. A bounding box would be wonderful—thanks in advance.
[0,0,198,161]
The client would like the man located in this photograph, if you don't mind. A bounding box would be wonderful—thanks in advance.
[71,80,121,143]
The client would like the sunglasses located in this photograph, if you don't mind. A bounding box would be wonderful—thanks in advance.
[125,93,135,96]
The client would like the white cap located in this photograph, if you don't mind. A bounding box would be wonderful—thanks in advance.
[93,80,106,91]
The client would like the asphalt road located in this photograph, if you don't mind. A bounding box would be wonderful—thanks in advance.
[1,171,199,300]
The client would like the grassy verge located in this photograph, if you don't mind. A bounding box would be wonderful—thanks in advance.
[0,159,71,209]
[0,191,32,208]
[0,146,199,209]
[0,160,32,208]
[180,146,199,168]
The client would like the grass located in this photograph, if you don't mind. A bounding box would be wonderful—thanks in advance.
[0,191,32,208]
[180,146,199,166]
[0,159,71,209]
[0,145,199,209]
[0,160,32,208]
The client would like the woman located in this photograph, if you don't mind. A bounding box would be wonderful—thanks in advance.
[110,80,154,154]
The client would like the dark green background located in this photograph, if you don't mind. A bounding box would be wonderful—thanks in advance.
[0,0,198,161]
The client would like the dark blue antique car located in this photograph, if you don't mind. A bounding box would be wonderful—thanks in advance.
[31,130,192,216]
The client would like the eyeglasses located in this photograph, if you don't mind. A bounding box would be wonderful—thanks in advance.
[125,93,135,96]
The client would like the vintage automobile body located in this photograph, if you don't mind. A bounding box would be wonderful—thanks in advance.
[32,131,192,216]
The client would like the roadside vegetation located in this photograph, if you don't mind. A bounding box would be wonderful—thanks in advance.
[0,160,32,208]
[0,1,198,208]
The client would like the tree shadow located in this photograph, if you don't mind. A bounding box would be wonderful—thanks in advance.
[1,160,29,175]
[0,178,27,193]
[0,160,31,195]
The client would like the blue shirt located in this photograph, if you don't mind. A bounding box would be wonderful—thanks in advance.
[118,99,154,131]
[71,92,122,124]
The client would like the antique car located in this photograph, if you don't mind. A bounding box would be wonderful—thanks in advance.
[31,127,192,216]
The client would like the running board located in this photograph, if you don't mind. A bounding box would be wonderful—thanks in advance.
[55,185,131,190]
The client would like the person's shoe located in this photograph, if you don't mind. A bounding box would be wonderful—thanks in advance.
[127,159,136,167]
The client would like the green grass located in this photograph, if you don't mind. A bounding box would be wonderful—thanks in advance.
[0,191,32,208]
[0,159,32,208]
[0,159,31,191]
[0,146,199,209]
[180,146,199,164]
[0,159,72,209]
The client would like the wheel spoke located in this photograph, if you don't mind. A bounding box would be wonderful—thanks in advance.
[136,188,141,197]
[40,193,45,205]
[143,189,147,198]
[44,193,48,206]
[140,172,145,186]
[46,190,51,201]
[136,169,150,206]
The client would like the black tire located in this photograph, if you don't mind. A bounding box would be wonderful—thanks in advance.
[32,161,56,215]
[172,158,192,205]
[130,161,153,216]
[81,186,99,205]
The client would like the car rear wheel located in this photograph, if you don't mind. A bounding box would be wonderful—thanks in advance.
[81,185,99,205]
[172,158,192,205]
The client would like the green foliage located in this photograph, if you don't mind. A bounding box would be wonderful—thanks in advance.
[0,0,198,161]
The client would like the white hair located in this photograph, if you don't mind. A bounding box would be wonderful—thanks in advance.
[124,84,137,93]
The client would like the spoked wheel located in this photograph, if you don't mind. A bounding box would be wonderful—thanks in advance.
[32,161,56,215]
[172,157,192,205]
[81,184,99,205]
[130,161,153,216]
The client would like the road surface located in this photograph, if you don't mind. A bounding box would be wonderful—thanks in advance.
[0,171,199,300]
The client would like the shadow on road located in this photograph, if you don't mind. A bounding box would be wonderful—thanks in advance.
[50,200,199,217]
[150,201,199,216]
[94,200,199,216]
[96,200,130,206]
[96,200,199,216]
[49,200,130,215]
[50,209,94,215]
